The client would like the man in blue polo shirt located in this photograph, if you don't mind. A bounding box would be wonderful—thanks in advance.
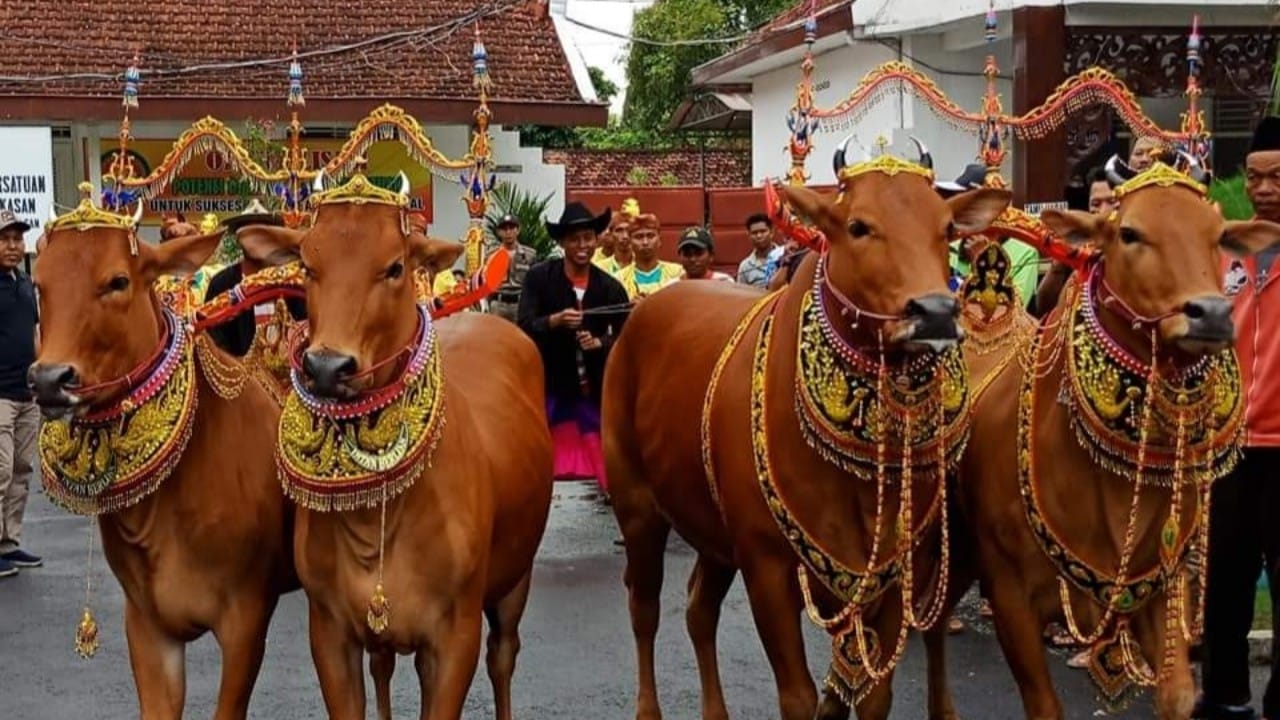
[0,209,41,578]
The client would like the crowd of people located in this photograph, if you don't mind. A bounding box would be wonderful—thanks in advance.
[3,119,1279,720]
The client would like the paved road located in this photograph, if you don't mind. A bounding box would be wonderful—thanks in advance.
[2,480,1267,719]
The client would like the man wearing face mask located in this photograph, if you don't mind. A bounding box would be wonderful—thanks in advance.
[0,209,40,578]
[1196,116,1280,720]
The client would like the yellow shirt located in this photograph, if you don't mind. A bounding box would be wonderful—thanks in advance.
[594,254,621,276]
[433,270,458,296]
[615,261,683,299]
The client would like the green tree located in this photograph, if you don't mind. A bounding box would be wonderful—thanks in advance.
[588,66,619,105]
[621,0,792,132]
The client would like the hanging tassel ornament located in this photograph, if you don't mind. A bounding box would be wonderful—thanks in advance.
[122,55,140,110]
[366,483,391,634]
[984,1,998,44]
[288,44,305,108]
[75,517,101,659]
[472,26,492,95]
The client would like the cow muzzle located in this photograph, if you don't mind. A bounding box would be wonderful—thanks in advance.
[301,348,359,399]
[893,293,963,353]
[1174,295,1235,354]
[28,363,82,420]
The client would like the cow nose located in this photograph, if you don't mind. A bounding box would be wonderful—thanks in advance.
[28,363,77,400]
[900,293,962,353]
[1184,296,1235,341]
[302,349,357,397]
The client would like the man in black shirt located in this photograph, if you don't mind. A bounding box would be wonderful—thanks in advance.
[517,202,629,493]
[0,209,41,578]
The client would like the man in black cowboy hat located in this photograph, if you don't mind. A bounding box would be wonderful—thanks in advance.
[203,199,308,357]
[1197,116,1280,720]
[517,202,629,492]
[936,163,1040,306]
[485,213,537,323]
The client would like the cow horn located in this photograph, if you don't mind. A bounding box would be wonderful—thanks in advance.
[131,200,144,226]
[909,136,933,171]
[49,206,58,223]
[832,133,855,178]
[396,171,411,198]
[312,170,328,193]
[1178,150,1210,185]
[1105,154,1137,187]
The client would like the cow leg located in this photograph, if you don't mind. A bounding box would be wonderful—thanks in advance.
[923,564,978,720]
[308,603,365,720]
[124,600,187,720]
[209,596,276,720]
[740,556,817,720]
[851,597,904,720]
[615,492,672,720]
[370,651,396,720]
[1131,598,1194,720]
[485,571,534,720]
[421,600,484,720]
[987,581,1062,720]
[686,554,737,720]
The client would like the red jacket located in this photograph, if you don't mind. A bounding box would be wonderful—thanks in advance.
[1224,249,1280,447]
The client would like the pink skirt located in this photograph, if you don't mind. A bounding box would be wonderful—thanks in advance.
[547,396,607,494]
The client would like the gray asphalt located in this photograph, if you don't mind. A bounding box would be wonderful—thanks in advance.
[1,480,1268,719]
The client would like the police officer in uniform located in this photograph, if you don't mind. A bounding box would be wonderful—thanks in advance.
[486,214,537,323]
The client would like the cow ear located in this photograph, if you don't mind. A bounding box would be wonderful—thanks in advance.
[139,230,222,281]
[948,188,1012,236]
[238,226,303,267]
[1221,219,1280,258]
[408,232,465,275]
[1040,209,1104,246]
[776,184,836,226]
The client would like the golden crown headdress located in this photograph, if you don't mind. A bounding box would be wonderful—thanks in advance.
[833,134,935,184]
[309,162,412,210]
[1107,154,1208,201]
[46,182,144,254]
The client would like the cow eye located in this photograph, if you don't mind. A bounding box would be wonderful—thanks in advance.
[384,260,404,280]
[848,220,871,238]
[106,275,130,293]
[1119,227,1141,245]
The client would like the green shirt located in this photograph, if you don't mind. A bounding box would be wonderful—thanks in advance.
[950,238,1040,308]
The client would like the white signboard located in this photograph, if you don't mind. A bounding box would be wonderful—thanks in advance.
[0,127,55,253]
[1024,201,1069,217]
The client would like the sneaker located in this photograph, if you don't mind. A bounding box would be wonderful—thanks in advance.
[0,549,42,568]
[0,557,16,578]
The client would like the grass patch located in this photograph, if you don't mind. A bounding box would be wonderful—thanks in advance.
[1256,584,1273,631]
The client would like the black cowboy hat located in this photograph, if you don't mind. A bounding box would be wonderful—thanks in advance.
[546,201,611,241]
[224,198,284,232]
[935,164,987,194]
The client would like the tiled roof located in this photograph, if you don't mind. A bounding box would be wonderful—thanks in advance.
[543,148,751,188]
[0,1,583,104]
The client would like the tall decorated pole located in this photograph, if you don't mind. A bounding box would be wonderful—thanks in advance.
[1180,15,1210,167]
[102,53,142,212]
[460,23,496,277]
[279,42,312,228]
[785,1,820,186]
[977,1,1009,187]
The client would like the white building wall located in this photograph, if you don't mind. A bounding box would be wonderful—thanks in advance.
[751,39,902,186]
[903,34,1015,181]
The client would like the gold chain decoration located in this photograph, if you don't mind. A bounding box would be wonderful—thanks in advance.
[1017,283,1234,707]
[793,292,969,480]
[39,324,198,516]
[194,334,247,400]
[749,301,954,705]
[700,290,783,512]
[277,325,445,513]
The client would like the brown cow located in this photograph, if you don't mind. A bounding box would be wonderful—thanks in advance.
[28,198,295,720]
[956,157,1280,719]
[603,140,1010,720]
[238,173,554,720]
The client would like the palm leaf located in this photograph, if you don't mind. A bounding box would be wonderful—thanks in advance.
[1208,174,1255,220]
[486,183,558,260]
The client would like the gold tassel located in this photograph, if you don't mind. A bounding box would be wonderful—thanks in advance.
[76,607,100,659]
[367,583,391,635]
